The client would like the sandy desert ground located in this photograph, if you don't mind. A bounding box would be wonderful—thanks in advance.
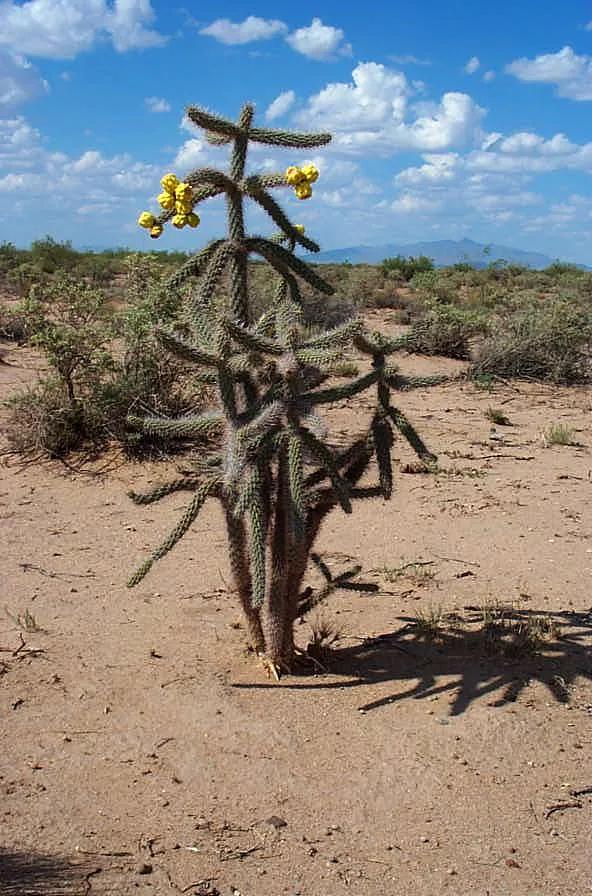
[1,312,591,895]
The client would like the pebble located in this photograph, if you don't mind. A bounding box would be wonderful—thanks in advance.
[135,862,153,875]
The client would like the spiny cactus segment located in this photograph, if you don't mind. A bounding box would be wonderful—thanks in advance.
[128,102,442,677]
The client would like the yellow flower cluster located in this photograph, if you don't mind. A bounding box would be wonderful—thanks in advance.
[285,163,319,200]
[137,172,200,238]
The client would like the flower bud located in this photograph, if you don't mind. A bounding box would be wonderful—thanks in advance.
[138,211,156,229]
[175,198,193,214]
[175,182,193,201]
[187,212,200,228]
[301,164,319,183]
[157,192,176,210]
[285,166,306,186]
[160,173,179,194]
[149,224,163,239]
[294,182,312,200]
[172,214,188,228]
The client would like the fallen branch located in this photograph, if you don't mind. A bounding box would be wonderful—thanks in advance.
[544,800,583,819]
[19,562,96,580]
[570,785,592,798]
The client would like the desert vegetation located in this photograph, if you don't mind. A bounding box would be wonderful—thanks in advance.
[2,234,591,460]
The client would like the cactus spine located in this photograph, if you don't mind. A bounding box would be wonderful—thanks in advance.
[128,102,439,676]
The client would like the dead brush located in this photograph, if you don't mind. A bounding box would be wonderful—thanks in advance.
[475,601,561,657]
[412,604,444,642]
[5,607,43,633]
[305,612,343,665]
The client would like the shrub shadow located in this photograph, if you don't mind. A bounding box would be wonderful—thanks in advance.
[235,607,592,715]
[0,848,97,895]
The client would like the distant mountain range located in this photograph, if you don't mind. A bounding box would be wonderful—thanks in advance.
[306,238,559,269]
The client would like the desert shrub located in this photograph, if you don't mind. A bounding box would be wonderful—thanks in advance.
[5,261,46,297]
[0,302,29,341]
[410,270,459,304]
[30,237,79,274]
[382,254,434,280]
[5,262,207,456]
[471,299,592,384]
[0,242,27,278]
[5,380,93,456]
[102,255,205,449]
[544,261,582,277]
[20,275,114,404]
[406,302,489,359]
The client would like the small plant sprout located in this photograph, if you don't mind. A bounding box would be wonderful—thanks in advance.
[485,407,512,426]
[542,423,578,447]
[127,101,447,678]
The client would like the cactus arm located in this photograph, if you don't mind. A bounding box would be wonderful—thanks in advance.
[166,239,225,291]
[127,478,200,505]
[248,127,332,148]
[241,179,320,253]
[127,476,221,587]
[156,330,220,366]
[127,412,224,441]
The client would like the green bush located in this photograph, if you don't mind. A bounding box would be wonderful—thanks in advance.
[471,299,592,384]
[406,302,489,359]
[30,236,79,274]
[5,262,208,456]
[382,254,434,281]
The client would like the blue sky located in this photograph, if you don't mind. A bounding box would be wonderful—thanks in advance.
[1,1,592,262]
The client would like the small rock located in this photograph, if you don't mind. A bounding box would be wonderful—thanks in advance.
[420,836,429,843]
[505,857,521,868]
[265,815,287,830]
[135,862,153,875]
[447,868,457,875]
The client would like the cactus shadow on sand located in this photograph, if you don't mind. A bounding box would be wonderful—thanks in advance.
[233,607,592,716]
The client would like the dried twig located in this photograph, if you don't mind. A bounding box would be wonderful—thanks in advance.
[544,800,583,819]
[570,785,592,798]
[19,562,96,580]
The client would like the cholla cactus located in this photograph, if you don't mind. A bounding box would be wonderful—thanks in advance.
[128,102,443,677]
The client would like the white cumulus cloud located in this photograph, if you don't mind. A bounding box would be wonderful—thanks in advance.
[145,96,170,113]
[0,49,48,108]
[298,63,485,157]
[199,16,287,45]
[506,46,592,101]
[391,193,442,213]
[286,18,351,61]
[464,56,480,74]
[0,0,166,60]
[265,90,296,122]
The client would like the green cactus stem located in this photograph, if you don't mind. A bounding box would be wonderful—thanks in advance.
[128,101,444,676]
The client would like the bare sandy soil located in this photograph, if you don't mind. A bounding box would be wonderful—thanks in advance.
[1,315,591,895]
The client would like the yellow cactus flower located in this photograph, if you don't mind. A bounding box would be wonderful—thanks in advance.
[149,224,163,239]
[175,182,193,201]
[160,173,179,194]
[187,212,200,228]
[175,198,193,214]
[294,181,312,200]
[157,191,176,210]
[285,165,306,186]
[301,163,319,183]
[172,214,188,229]
[138,211,156,229]
[294,224,306,234]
